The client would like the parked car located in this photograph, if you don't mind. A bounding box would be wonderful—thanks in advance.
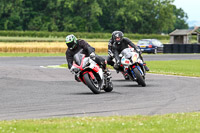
[137,39,164,54]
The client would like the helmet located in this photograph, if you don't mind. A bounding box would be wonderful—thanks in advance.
[112,31,124,44]
[66,34,78,50]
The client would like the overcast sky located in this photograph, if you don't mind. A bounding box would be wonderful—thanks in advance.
[173,0,200,22]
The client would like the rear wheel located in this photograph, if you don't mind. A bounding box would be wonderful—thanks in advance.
[133,68,146,87]
[83,73,101,94]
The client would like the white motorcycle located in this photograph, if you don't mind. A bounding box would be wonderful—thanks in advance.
[114,48,146,86]
[70,50,113,94]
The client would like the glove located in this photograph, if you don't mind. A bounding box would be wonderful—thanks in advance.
[108,50,114,57]
[70,67,80,74]
[136,48,142,54]
[90,52,96,60]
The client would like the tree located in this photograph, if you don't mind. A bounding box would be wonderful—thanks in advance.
[0,0,189,33]
[0,0,23,30]
[173,5,188,30]
[61,0,105,32]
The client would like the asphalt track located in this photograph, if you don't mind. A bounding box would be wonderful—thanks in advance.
[0,54,200,120]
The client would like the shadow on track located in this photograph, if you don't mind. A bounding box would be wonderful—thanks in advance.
[115,84,140,88]
[112,79,131,82]
[70,91,122,95]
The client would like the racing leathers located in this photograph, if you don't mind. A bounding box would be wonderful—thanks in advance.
[66,39,106,70]
[107,37,149,71]
[66,39,111,81]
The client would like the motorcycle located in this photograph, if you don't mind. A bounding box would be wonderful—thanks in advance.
[70,50,113,94]
[113,48,146,86]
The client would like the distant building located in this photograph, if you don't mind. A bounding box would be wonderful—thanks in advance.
[169,27,200,44]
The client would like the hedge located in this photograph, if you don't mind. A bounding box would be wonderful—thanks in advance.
[0,30,170,40]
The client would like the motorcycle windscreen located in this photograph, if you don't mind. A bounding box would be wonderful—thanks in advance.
[120,48,133,59]
[73,53,84,66]
[82,57,90,68]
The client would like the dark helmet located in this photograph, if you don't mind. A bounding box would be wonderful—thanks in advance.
[112,31,124,44]
[66,34,78,50]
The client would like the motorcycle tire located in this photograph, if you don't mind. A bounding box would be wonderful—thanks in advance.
[133,68,146,87]
[83,73,101,94]
[104,82,113,92]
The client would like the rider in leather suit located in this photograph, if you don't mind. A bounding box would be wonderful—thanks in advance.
[107,31,149,71]
[65,34,111,80]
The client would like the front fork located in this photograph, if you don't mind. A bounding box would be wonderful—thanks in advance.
[130,64,145,80]
[81,71,96,84]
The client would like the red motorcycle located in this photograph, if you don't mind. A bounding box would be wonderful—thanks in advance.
[70,50,113,94]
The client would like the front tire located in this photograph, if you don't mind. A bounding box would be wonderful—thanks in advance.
[133,68,146,87]
[83,73,101,94]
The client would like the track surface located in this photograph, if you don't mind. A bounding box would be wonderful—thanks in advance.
[0,54,200,120]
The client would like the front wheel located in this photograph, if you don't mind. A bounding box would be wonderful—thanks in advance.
[83,73,101,94]
[133,68,146,87]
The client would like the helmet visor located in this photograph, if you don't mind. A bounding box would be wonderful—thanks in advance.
[66,42,76,49]
[115,37,121,41]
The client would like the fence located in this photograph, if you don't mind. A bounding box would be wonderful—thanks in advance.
[163,44,200,53]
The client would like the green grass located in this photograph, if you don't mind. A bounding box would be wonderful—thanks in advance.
[60,64,68,68]
[146,60,200,77]
[0,112,200,133]
[60,60,200,77]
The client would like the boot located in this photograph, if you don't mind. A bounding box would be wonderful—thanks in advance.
[122,72,129,80]
[104,68,112,79]
[75,75,81,82]
[143,63,149,71]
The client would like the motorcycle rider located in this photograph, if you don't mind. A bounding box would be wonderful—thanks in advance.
[65,34,111,80]
[107,31,149,72]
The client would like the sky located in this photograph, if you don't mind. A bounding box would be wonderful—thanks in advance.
[173,0,200,26]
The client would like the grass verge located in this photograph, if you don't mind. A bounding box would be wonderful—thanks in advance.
[60,60,200,77]
[0,112,200,133]
[146,60,200,77]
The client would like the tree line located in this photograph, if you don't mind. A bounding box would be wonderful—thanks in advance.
[0,0,188,34]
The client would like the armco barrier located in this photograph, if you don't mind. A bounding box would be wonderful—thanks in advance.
[163,44,173,53]
[186,45,193,53]
[173,44,179,53]
[179,44,186,53]
[163,44,200,53]
[193,44,200,53]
